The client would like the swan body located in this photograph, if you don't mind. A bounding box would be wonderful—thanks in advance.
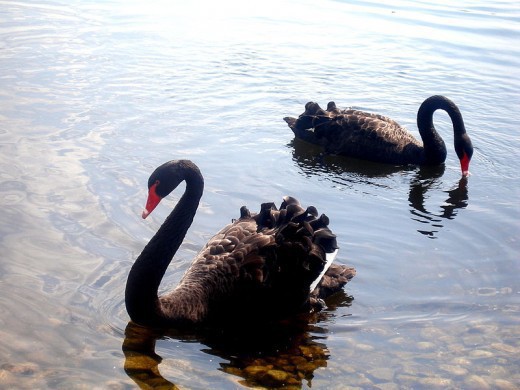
[284,95,473,176]
[125,160,355,327]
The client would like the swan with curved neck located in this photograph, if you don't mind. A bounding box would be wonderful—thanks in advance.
[283,95,474,176]
[125,160,355,327]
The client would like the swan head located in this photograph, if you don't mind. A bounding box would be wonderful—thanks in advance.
[141,160,191,218]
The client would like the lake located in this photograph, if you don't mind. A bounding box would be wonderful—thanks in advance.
[0,0,519,388]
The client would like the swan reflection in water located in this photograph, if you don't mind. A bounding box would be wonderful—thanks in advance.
[123,292,353,389]
[408,166,469,238]
[289,138,469,238]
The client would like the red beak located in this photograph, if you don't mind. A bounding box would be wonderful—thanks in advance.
[460,152,471,177]
[142,182,162,219]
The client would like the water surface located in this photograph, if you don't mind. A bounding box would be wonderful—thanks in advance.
[0,0,519,388]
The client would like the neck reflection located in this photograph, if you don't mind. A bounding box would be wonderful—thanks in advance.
[408,166,469,238]
[289,139,470,239]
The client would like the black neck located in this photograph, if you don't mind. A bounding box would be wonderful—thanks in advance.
[417,95,466,164]
[125,163,204,325]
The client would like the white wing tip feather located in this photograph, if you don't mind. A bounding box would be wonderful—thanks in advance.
[309,249,339,292]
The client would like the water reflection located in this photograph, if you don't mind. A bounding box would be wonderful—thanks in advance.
[289,138,407,181]
[123,292,353,389]
[289,138,470,238]
[408,166,469,239]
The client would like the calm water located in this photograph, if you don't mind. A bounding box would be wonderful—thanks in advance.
[1,0,519,388]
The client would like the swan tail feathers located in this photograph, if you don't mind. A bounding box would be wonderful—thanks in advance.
[311,263,356,300]
[250,197,349,305]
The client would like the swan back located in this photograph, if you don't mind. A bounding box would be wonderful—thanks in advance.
[159,196,349,324]
[284,101,423,164]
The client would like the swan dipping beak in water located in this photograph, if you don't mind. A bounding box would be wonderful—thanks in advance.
[284,95,473,177]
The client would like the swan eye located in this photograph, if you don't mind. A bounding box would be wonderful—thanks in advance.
[155,180,160,186]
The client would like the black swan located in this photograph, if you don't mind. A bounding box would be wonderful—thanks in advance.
[283,95,474,176]
[125,160,355,327]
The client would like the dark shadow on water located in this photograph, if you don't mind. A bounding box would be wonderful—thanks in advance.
[123,291,354,389]
[289,138,470,239]
[289,138,409,182]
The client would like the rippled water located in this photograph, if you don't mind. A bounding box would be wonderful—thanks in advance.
[1,0,519,388]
